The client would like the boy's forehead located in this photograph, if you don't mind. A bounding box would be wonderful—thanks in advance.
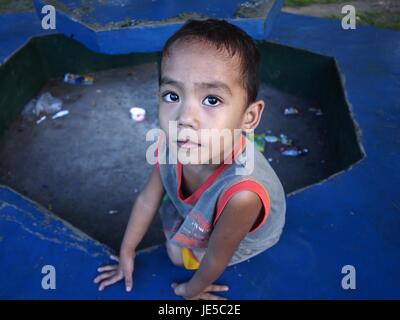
[161,41,242,87]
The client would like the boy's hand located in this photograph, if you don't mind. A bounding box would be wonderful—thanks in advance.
[94,252,135,292]
[171,282,229,300]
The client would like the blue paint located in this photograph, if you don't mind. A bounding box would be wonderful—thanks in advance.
[0,10,400,299]
[0,12,56,64]
[32,0,284,54]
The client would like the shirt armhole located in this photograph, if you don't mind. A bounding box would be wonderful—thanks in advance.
[214,180,271,233]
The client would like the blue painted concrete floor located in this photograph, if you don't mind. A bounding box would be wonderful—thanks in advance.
[0,7,399,299]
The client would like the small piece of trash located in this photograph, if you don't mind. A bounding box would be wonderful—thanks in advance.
[34,92,63,116]
[130,107,146,122]
[308,107,323,116]
[283,106,301,115]
[280,146,308,156]
[64,73,94,85]
[52,110,69,119]
[36,115,46,124]
[264,135,279,143]
[268,158,273,162]
[96,89,102,93]
[21,99,36,119]
[279,134,293,146]
[133,188,138,193]
[108,210,118,215]
[253,133,266,152]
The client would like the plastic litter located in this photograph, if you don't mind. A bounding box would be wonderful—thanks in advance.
[264,135,279,143]
[130,107,146,122]
[253,133,266,152]
[279,134,293,146]
[34,92,63,116]
[108,210,118,215]
[283,106,301,115]
[280,146,308,156]
[308,107,323,116]
[36,115,46,124]
[52,110,69,119]
[64,73,94,85]
[21,99,36,119]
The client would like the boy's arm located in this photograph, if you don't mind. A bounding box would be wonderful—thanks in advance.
[120,166,165,255]
[95,166,164,292]
[176,190,263,299]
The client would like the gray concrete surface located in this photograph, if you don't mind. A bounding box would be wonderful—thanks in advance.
[0,62,332,251]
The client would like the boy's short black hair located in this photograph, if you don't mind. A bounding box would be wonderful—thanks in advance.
[160,19,261,106]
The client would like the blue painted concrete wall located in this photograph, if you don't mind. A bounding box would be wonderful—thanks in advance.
[0,12,56,64]
[32,0,284,54]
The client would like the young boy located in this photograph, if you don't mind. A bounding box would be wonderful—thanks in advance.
[94,19,286,300]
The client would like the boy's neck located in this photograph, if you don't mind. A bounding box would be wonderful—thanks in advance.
[183,163,221,180]
[181,163,221,197]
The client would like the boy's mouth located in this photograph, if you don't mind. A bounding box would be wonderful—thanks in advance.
[176,139,202,149]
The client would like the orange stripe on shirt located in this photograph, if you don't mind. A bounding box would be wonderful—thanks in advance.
[214,180,271,233]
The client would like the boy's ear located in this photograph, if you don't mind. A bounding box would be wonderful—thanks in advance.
[242,99,265,131]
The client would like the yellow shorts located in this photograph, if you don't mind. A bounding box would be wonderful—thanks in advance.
[181,247,201,270]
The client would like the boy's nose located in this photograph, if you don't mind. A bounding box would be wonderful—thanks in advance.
[177,101,199,130]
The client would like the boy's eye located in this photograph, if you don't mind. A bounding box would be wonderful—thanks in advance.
[203,96,221,107]
[162,92,179,103]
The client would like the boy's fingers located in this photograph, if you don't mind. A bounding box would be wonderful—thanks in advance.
[125,274,133,292]
[200,293,227,300]
[97,265,118,272]
[171,283,186,296]
[206,284,229,292]
[110,255,119,262]
[94,271,117,284]
[98,272,123,291]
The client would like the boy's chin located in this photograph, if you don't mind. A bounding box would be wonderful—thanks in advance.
[176,150,226,166]
[176,151,206,165]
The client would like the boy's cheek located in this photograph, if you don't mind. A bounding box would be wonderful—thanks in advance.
[158,113,170,133]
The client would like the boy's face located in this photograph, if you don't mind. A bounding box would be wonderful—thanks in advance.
[159,40,250,165]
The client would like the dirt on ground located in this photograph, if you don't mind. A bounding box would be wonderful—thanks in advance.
[283,0,399,17]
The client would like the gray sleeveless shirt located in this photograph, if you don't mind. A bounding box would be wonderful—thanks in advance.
[157,134,286,266]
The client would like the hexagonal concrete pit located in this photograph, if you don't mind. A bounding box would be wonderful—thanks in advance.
[0,34,365,251]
